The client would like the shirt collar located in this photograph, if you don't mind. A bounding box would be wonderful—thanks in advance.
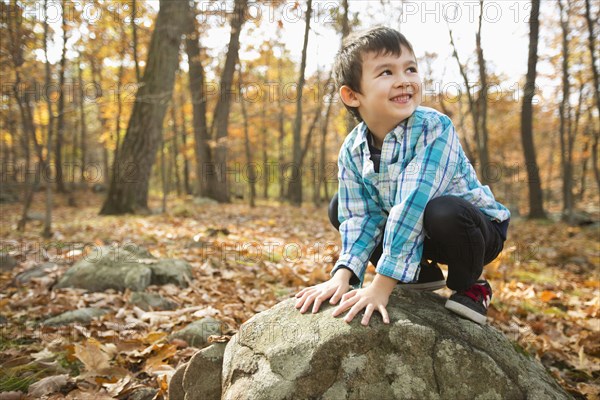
[351,119,408,151]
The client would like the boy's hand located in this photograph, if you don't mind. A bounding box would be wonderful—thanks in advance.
[331,274,397,326]
[295,269,352,314]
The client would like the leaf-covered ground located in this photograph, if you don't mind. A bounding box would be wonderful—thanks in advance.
[0,193,598,399]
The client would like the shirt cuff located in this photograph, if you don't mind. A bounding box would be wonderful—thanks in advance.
[375,254,421,283]
[332,254,367,287]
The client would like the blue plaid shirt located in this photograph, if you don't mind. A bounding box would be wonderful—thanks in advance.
[332,106,511,286]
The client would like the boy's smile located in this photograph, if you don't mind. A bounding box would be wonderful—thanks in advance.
[340,47,422,144]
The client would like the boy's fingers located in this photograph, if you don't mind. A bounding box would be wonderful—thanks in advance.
[330,287,344,304]
[340,297,362,322]
[295,287,315,298]
[300,293,318,313]
[361,304,375,326]
[344,302,362,323]
[378,305,390,324]
[341,290,357,301]
[312,294,327,313]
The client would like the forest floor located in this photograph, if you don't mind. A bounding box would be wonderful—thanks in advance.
[0,191,598,399]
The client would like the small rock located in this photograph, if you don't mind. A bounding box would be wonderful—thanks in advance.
[130,292,177,311]
[0,252,17,272]
[0,190,19,204]
[26,211,45,221]
[14,262,57,284]
[43,308,109,326]
[91,184,107,193]
[192,197,218,206]
[128,387,157,400]
[180,343,227,400]
[170,317,222,348]
[168,363,187,400]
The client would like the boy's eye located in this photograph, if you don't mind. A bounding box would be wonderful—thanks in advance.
[407,67,418,73]
[380,69,392,76]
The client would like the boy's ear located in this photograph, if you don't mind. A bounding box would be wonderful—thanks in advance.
[339,85,360,108]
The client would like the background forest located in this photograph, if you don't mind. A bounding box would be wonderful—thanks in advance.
[0,0,598,399]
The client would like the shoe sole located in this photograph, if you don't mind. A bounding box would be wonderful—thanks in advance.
[401,280,446,291]
[445,299,487,325]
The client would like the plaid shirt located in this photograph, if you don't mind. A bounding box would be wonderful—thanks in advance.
[333,106,511,286]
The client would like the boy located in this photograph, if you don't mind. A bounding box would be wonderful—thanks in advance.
[295,27,510,326]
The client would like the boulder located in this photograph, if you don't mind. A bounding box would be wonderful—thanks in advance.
[219,289,571,400]
[54,246,192,292]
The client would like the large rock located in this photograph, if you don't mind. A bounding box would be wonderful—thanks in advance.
[219,289,571,400]
[54,246,192,292]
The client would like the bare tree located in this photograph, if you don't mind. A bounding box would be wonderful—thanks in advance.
[287,0,313,205]
[100,0,188,214]
[557,0,574,221]
[520,0,546,218]
[207,0,248,203]
[239,67,256,207]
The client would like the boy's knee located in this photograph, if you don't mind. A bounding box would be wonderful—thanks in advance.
[424,196,468,235]
[328,193,340,230]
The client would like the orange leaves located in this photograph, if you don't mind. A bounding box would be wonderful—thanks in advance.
[540,290,559,302]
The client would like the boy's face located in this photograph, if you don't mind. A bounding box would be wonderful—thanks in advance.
[341,47,422,135]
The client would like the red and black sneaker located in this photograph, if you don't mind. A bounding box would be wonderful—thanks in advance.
[445,280,492,325]
[401,260,446,291]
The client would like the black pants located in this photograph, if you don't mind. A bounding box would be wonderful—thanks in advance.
[328,193,506,291]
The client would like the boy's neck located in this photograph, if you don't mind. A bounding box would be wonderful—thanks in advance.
[367,129,383,150]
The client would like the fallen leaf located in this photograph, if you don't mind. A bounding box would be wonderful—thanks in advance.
[28,374,70,397]
[74,338,111,374]
[540,290,558,302]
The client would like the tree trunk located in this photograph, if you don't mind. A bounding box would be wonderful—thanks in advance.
[475,0,491,187]
[277,39,286,202]
[41,0,53,236]
[558,0,573,222]
[207,0,248,203]
[114,23,128,163]
[261,51,270,199]
[239,68,256,207]
[77,56,88,185]
[184,13,211,197]
[100,0,188,215]
[520,0,545,219]
[88,55,110,184]
[171,103,182,196]
[287,0,312,206]
[178,90,191,195]
[449,27,483,178]
[161,138,167,212]
[320,72,335,202]
[584,0,600,119]
[54,0,68,194]
[131,0,141,82]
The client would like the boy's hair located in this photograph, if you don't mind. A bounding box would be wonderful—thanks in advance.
[333,26,415,122]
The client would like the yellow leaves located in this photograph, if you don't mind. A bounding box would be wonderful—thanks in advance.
[73,338,128,380]
[143,343,178,374]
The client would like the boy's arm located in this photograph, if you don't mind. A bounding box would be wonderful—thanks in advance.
[332,145,386,287]
[377,114,460,283]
